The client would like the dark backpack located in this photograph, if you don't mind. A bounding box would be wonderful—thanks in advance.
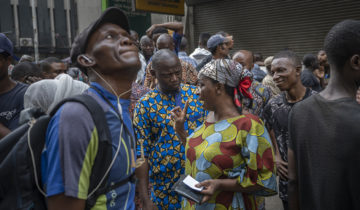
[0,94,118,210]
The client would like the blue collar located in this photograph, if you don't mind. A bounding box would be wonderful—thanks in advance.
[89,82,130,105]
[154,84,184,109]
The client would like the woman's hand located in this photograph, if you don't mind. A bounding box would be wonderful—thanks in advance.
[196,179,220,204]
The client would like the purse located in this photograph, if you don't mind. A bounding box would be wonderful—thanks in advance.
[171,175,204,204]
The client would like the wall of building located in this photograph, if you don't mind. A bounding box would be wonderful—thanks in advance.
[187,0,360,58]
[76,0,102,32]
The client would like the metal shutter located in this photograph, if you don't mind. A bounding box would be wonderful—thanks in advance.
[0,0,15,42]
[192,0,360,57]
[54,0,68,48]
[37,0,52,47]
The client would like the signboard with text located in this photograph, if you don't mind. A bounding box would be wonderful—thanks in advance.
[104,0,151,36]
[135,0,185,16]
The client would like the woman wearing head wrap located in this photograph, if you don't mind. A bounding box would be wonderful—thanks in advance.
[24,74,89,113]
[171,59,277,210]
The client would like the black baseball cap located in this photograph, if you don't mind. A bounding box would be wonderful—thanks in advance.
[0,33,19,61]
[70,7,130,75]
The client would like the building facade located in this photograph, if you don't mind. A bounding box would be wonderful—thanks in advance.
[185,0,360,57]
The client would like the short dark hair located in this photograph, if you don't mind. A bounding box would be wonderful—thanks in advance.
[273,50,301,67]
[39,57,63,73]
[151,49,178,71]
[324,19,360,69]
[180,37,187,51]
[152,27,168,36]
[254,53,263,62]
[199,32,211,47]
[303,54,319,71]
[11,62,42,80]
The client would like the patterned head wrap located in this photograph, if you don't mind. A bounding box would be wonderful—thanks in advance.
[199,59,254,113]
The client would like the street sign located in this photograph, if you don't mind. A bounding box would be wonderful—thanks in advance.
[135,0,185,16]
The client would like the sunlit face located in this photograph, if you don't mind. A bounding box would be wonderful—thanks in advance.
[85,23,140,78]
[154,56,182,93]
[271,57,300,91]
[225,35,234,50]
[318,50,328,64]
[140,38,154,58]
[196,75,217,111]
[233,52,253,71]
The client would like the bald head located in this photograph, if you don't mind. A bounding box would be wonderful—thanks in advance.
[140,35,152,45]
[233,50,254,70]
[151,49,182,93]
[156,34,175,51]
[151,49,180,71]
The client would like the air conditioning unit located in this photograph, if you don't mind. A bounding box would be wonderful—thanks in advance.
[19,38,33,47]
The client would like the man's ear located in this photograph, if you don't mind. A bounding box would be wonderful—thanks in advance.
[350,54,360,71]
[77,54,95,68]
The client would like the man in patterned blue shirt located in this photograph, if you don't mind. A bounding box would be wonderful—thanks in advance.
[134,49,206,210]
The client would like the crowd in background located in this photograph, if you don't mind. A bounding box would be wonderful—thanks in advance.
[1,7,360,210]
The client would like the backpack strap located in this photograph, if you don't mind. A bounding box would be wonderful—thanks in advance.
[50,94,136,209]
[49,94,113,209]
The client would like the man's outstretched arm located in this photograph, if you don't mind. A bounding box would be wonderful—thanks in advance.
[146,22,183,37]
[135,160,157,210]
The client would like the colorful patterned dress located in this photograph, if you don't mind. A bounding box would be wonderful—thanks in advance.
[183,114,277,210]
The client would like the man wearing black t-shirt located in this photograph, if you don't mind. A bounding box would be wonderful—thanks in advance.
[288,20,360,210]
[0,33,27,139]
[301,54,322,92]
[264,50,316,210]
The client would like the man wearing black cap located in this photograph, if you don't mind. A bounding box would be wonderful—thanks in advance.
[41,7,140,209]
[0,33,27,139]
[196,34,230,72]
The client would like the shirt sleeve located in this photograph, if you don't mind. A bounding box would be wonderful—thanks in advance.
[42,102,97,199]
[133,100,152,158]
[236,116,277,196]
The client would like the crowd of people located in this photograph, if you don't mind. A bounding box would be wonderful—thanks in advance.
[0,6,360,210]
